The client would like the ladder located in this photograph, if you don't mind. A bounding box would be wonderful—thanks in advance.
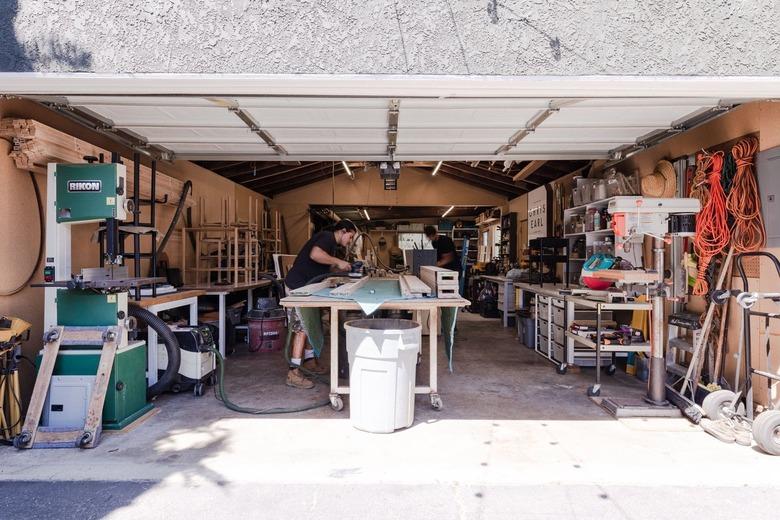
[14,325,121,449]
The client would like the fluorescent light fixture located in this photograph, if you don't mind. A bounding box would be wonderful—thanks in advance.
[442,205,455,218]
[432,161,443,176]
[342,161,354,179]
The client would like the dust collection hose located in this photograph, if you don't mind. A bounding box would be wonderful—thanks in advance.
[209,272,352,415]
[129,305,181,399]
[156,180,192,257]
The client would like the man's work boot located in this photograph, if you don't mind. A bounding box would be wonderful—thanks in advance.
[302,357,328,375]
[286,368,315,389]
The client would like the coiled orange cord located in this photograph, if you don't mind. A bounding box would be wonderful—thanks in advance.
[727,136,764,253]
[693,151,730,296]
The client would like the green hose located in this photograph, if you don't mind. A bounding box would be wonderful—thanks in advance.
[210,324,331,415]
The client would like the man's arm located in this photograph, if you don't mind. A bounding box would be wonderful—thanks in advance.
[310,246,351,271]
[437,251,455,268]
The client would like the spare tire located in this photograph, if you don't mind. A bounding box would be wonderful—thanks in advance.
[129,304,181,399]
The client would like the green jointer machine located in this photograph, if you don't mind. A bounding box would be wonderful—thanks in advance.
[15,161,164,450]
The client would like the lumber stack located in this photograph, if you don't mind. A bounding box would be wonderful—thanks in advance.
[420,266,460,299]
[399,275,432,298]
[0,118,194,208]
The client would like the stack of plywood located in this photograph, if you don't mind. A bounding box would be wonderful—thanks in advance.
[420,266,460,299]
[0,118,193,208]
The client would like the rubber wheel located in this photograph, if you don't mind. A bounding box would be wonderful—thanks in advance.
[171,383,182,394]
[13,431,31,449]
[752,410,780,456]
[194,383,205,397]
[207,373,217,387]
[78,431,93,448]
[556,363,568,375]
[606,365,617,376]
[431,395,444,411]
[330,396,344,412]
[702,389,737,420]
[587,385,600,397]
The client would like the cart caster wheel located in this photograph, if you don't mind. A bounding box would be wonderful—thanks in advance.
[606,365,617,376]
[194,383,205,397]
[171,383,182,393]
[752,410,780,456]
[78,431,93,448]
[430,394,444,411]
[13,431,32,449]
[206,373,217,387]
[330,395,344,412]
[587,385,601,397]
[702,389,737,420]
[556,363,568,375]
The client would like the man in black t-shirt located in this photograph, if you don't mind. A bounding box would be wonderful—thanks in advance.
[424,225,461,272]
[284,220,357,389]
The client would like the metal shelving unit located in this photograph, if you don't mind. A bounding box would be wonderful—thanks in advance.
[565,296,653,397]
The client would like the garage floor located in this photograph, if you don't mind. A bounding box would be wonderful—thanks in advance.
[1,312,778,519]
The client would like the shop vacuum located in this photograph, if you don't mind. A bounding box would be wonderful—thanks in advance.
[247,297,287,353]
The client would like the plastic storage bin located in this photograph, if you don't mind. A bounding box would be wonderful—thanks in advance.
[345,319,421,433]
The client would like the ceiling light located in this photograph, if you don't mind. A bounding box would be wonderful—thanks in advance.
[442,205,455,218]
[432,161,443,176]
[363,208,370,221]
[342,161,354,179]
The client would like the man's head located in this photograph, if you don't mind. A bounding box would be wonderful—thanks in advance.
[424,225,438,242]
[334,219,358,246]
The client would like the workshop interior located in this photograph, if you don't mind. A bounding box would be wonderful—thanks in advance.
[1,92,779,454]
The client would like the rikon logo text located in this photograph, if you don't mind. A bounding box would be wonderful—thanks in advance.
[67,180,102,192]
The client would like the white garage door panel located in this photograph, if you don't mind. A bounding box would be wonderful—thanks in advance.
[124,126,255,141]
[399,108,541,128]
[508,142,613,154]
[400,98,551,109]
[244,107,387,127]
[161,143,274,154]
[546,105,707,128]
[66,96,216,107]
[78,104,240,126]
[521,126,659,144]
[395,143,497,154]
[398,128,511,143]
[282,144,387,154]
[266,128,387,144]
[570,98,720,108]
[238,97,389,109]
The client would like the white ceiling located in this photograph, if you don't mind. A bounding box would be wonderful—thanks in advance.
[59,95,734,162]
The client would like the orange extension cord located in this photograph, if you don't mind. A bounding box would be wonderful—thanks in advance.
[693,151,730,296]
[727,136,765,253]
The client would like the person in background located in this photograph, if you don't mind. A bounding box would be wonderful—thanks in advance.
[424,225,461,272]
[283,220,358,389]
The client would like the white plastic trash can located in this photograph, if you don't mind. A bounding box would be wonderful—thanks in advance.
[345,318,421,433]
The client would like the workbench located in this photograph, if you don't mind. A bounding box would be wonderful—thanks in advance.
[280,294,469,411]
[133,290,205,386]
[184,280,272,357]
[514,283,641,381]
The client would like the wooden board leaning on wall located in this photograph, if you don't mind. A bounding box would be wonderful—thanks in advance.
[0,118,194,208]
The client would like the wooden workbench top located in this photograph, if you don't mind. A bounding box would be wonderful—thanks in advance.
[280,295,469,310]
[130,289,206,308]
[183,280,273,294]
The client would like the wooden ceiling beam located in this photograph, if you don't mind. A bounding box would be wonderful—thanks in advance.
[467,163,540,189]
[440,163,525,193]
[237,162,331,187]
[265,168,344,196]
[437,168,519,198]
[251,163,337,191]
[512,160,547,182]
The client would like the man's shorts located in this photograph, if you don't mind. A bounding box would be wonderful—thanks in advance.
[284,285,305,333]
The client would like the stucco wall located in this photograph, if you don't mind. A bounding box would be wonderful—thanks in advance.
[1,0,778,75]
